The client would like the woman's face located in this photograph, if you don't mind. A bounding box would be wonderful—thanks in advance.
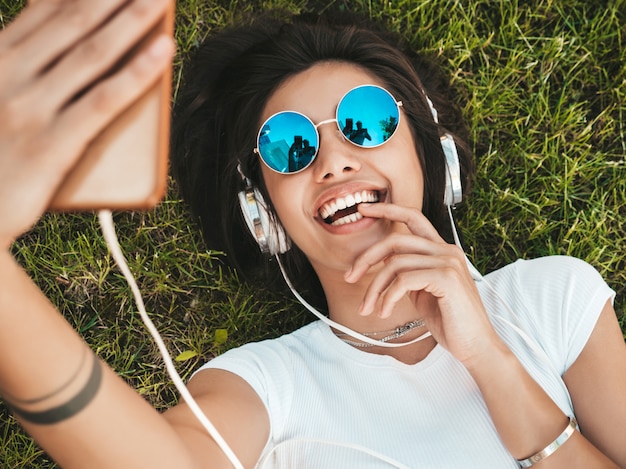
[259,61,424,274]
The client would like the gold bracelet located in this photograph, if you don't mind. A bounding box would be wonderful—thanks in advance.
[517,416,578,468]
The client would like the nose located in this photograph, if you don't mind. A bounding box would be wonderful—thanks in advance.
[312,120,362,182]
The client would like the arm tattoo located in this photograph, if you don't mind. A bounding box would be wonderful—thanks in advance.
[7,352,103,425]
[3,347,88,406]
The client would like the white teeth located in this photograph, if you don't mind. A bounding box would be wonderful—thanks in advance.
[345,194,356,207]
[320,204,332,220]
[319,190,380,224]
[332,212,363,225]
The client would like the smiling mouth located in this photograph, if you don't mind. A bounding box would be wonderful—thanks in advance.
[319,190,381,225]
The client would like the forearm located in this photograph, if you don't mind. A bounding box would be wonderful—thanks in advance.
[0,250,198,468]
[465,339,618,468]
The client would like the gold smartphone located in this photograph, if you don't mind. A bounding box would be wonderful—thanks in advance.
[49,2,175,211]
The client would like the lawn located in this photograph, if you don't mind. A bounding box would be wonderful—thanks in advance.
[1,0,624,466]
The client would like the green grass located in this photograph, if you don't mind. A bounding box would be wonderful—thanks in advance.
[1,0,625,466]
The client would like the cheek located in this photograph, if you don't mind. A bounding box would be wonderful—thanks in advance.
[382,129,424,182]
[261,171,304,233]
[398,124,424,178]
[389,152,424,208]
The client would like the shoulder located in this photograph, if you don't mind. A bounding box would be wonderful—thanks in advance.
[486,255,603,286]
[482,254,614,326]
[197,320,322,369]
[480,255,615,373]
[189,321,326,442]
[483,255,611,308]
[193,321,324,397]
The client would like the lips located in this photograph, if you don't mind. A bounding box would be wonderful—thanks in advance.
[318,190,380,225]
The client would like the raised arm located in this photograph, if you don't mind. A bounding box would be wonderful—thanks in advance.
[0,250,197,467]
[0,1,268,467]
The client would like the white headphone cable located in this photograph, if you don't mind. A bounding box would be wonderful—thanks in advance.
[95,203,568,468]
[275,255,432,347]
[97,210,244,469]
[271,206,476,347]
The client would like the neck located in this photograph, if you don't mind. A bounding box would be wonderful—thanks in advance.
[312,264,437,364]
[277,256,436,363]
[317,266,417,328]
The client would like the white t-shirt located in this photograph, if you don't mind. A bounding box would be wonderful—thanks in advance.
[196,256,615,468]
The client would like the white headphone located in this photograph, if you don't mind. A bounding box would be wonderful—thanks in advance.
[237,179,292,255]
[238,92,463,255]
[235,92,565,381]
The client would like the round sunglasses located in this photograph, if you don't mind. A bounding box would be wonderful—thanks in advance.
[254,84,403,174]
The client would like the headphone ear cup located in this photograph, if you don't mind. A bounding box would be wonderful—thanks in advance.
[238,186,291,255]
[440,133,463,206]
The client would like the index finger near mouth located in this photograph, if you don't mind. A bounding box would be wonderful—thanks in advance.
[358,203,444,242]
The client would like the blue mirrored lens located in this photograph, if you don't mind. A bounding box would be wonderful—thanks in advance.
[337,85,400,147]
[257,111,318,173]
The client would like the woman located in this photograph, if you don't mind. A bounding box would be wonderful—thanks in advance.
[1,2,624,468]
[168,11,626,467]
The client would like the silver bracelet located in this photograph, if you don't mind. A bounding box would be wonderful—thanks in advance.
[517,416,578,468]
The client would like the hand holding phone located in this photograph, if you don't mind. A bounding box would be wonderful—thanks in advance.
[0,0,175,248]
[49,1,175,211]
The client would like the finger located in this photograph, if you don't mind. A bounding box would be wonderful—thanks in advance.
[1,0,136,84]
[345,233,447,283]
[358,253,447,316]
[377,267,453,319]
[30,0,172,116]
[379,251,479,320]
[39,35,175,182]
[358,203,444,242]
[0,1,60,54]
